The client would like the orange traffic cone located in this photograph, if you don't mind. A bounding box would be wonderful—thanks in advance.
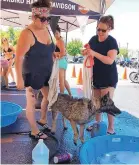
[77,68,83,85]
[122,67,127,80]
[71,65,76,78]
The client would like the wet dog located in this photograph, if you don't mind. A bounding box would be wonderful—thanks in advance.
[50,92,121,145]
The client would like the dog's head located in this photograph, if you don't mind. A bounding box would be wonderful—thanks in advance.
[101,92,114,107]
[98,92,121,116]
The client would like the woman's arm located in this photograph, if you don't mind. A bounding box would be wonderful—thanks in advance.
[87,49,117,65]
[15,29,33,81]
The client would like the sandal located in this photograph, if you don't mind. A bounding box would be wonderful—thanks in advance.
[86,125,94,132]
[51,131,55,135]
[36,121,51,132]
[29,131,48,140]
[107,131,116,135]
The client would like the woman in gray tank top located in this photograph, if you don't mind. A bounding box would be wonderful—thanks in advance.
[15,0,55,139]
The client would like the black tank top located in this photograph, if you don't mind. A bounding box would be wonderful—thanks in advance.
[22,29,55,89]
[55,45,60,52]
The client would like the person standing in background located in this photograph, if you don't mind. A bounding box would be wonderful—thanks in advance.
[54,25,72,130]
[1,38,16,86]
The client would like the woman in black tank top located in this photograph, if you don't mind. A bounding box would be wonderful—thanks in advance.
[15,0,55,140]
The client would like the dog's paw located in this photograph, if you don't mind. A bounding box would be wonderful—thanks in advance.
[51,131,55,135]
[74,141,77,146]
[63,127,68,130]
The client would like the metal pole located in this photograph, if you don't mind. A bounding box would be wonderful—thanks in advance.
[96,0,106,34]
[127,42,129,58]
[65,22,68,47]
[100,0,106,16]
[137,50,139,73]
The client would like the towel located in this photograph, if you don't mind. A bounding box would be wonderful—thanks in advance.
[47,59,59,111]
[83,55,93,99]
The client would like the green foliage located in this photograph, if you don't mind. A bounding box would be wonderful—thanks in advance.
[0,27,21,47]
[8,27,15,42]
[118,47,129,58]
[67,39,83,57]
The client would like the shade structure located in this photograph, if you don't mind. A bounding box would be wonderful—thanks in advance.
[1,0,101,31]
[69,0,115,14]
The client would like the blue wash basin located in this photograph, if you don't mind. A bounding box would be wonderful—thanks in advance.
[80,135,139,164]
[0,101,22,127]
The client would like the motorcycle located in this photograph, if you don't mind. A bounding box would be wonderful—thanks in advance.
[129,71,139,83]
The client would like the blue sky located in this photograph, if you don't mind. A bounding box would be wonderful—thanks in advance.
[67,0,139,50]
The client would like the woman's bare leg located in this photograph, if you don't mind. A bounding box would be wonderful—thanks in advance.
[86,89,101,131]
[6,59,15,82]
[65,80,71,96]
[101,87,115,134]
[59,68,65,93]
[94,89,101,122]
[26,86,47,138]
[10,68,15,82]
[2,67,9,87]
[39,86,49,124]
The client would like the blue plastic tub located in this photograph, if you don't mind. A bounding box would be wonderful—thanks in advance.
[0,101,22,127]
[80,135,139,164]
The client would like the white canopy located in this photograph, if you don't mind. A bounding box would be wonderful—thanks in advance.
[0,0,114,31]
[69,0,115,14]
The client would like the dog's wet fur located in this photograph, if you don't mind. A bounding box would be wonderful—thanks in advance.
[50,92,121,145]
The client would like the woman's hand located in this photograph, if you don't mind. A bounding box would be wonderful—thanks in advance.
[16,78,24,90]
[54,52,61,59]
[86,49,96,57]
[81,49,88,56]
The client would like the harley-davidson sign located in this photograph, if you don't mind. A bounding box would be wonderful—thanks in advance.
[1,0,99,17]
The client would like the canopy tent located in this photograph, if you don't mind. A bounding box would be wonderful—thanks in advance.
[1,0,115,44]
[1,0,100,31]
[69,0,115,14]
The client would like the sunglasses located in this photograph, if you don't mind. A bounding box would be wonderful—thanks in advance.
[97,28,107,33]
[36,16,51,23]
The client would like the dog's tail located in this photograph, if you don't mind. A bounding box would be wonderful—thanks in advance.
[98,104,121,116]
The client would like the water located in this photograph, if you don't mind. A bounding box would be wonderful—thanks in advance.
[96,151,139,164]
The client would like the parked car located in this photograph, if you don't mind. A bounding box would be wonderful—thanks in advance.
[67,59,74,63]
[77,56,84,63]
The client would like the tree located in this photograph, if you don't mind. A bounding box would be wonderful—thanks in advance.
[118,47,129,59]
[8,27,15,43]
[0,28,21,48]
[13,29,21,46]
[67,39,83,58]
